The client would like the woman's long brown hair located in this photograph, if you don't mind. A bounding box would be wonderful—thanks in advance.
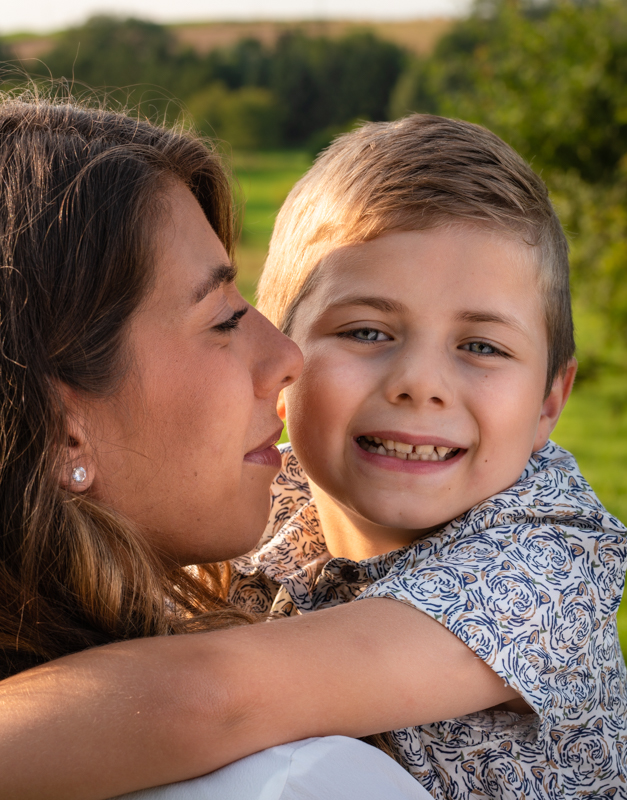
[0,94,253,678]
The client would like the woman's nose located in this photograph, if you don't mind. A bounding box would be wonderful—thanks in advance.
[250,307,303,398]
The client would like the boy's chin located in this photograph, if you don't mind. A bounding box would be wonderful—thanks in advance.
[354,503,452,540]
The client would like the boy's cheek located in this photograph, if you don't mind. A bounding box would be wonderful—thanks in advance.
[285,380,339,442]
[287,348,358,409]
[284,361,354,463]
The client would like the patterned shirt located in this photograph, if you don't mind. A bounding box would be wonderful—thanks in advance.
[230,441,627,799]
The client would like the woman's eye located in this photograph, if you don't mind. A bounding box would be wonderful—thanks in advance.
[212,306,248,333]
[340,328,390,342]
[462,341,502,356]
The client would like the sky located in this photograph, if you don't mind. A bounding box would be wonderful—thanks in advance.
[2,0,471,35]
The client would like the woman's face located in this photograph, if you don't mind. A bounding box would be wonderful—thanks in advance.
[82,182,302,565]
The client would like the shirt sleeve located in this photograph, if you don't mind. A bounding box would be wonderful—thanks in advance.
[356,523,614,727]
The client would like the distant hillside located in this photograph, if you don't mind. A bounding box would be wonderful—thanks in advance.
[7,18,453,62]
[172,19,453,55]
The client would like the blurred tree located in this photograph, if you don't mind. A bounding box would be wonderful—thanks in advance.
[32,16,203,119]
[270,31,406,145]
[187,83,280,150]
[392,0,627,184]
[269,33,323,143]
[10,18,406,149]
[305,118,363,158]
[205,38,272,90]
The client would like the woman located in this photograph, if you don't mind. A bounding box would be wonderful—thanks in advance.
[0,96,513,800]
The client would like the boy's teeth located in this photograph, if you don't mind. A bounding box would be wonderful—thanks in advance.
[358,436,460,462]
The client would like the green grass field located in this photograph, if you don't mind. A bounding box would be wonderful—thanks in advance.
[232,151,627,654]
[233,151,312,303]
[552,374,627,651]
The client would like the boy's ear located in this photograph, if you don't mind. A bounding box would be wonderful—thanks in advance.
[56,384,96,493]
[277,390,286,421]
[533,358,577,452]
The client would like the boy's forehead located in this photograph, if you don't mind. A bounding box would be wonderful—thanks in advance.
[310,226,541,307]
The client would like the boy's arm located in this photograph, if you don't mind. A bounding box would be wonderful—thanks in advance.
[0,597,520,800]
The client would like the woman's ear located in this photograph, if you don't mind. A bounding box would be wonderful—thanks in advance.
[57,385,96,493]
[277,390,286,421]
[533,358,577,452]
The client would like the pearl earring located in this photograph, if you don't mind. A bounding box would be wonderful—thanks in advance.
[72,466,87,484]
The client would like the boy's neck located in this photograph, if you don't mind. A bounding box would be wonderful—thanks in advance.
[309,480,423,562]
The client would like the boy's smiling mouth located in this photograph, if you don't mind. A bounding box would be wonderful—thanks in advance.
[356,435,462,462]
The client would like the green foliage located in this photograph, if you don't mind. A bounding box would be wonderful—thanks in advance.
[393,1,627,183]
[187,83,280,150]
[305,118,363,159]
[268,31,406,146]
[39,16,202,120]
[3,18,406,148]
[189,30,406,146]
[205,38,272,90]
[43,16,174,88]
[551,173,627,357]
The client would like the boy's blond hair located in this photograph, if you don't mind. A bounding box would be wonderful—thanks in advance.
[257,114,574,395]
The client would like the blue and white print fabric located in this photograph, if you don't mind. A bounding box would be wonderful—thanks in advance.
[230,441,627,799]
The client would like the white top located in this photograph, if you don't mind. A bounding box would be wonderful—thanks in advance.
[115,736,433,799]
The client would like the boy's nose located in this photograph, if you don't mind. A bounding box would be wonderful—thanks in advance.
[383,350,454,409]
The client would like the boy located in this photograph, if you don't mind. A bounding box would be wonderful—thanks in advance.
[230,115,627,798]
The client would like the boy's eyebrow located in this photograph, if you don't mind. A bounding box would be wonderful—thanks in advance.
[456,310,528,335]
[321,300,530,336]
[192,263,237,304]
[322,296,406,315]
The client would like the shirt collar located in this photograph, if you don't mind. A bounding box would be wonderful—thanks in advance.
[231,440,622,608]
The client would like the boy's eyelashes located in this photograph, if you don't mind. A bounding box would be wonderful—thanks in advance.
[336,327,391,343]
[459,340,510,358]
[212,306,248,333]
[335,327,511,358]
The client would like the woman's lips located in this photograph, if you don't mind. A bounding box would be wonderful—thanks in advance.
[243,444,282,469]
[244,427,283,469]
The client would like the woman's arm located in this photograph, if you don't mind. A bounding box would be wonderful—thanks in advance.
[0,598,518,800]
[118,737,435,800]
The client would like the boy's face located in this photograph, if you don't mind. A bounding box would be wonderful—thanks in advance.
[284,225,575,543]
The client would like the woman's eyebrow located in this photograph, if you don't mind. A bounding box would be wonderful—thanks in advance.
[192,263,237,304]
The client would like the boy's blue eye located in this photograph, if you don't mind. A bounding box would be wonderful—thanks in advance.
[463,341,501,355]
[340,328,389,342]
